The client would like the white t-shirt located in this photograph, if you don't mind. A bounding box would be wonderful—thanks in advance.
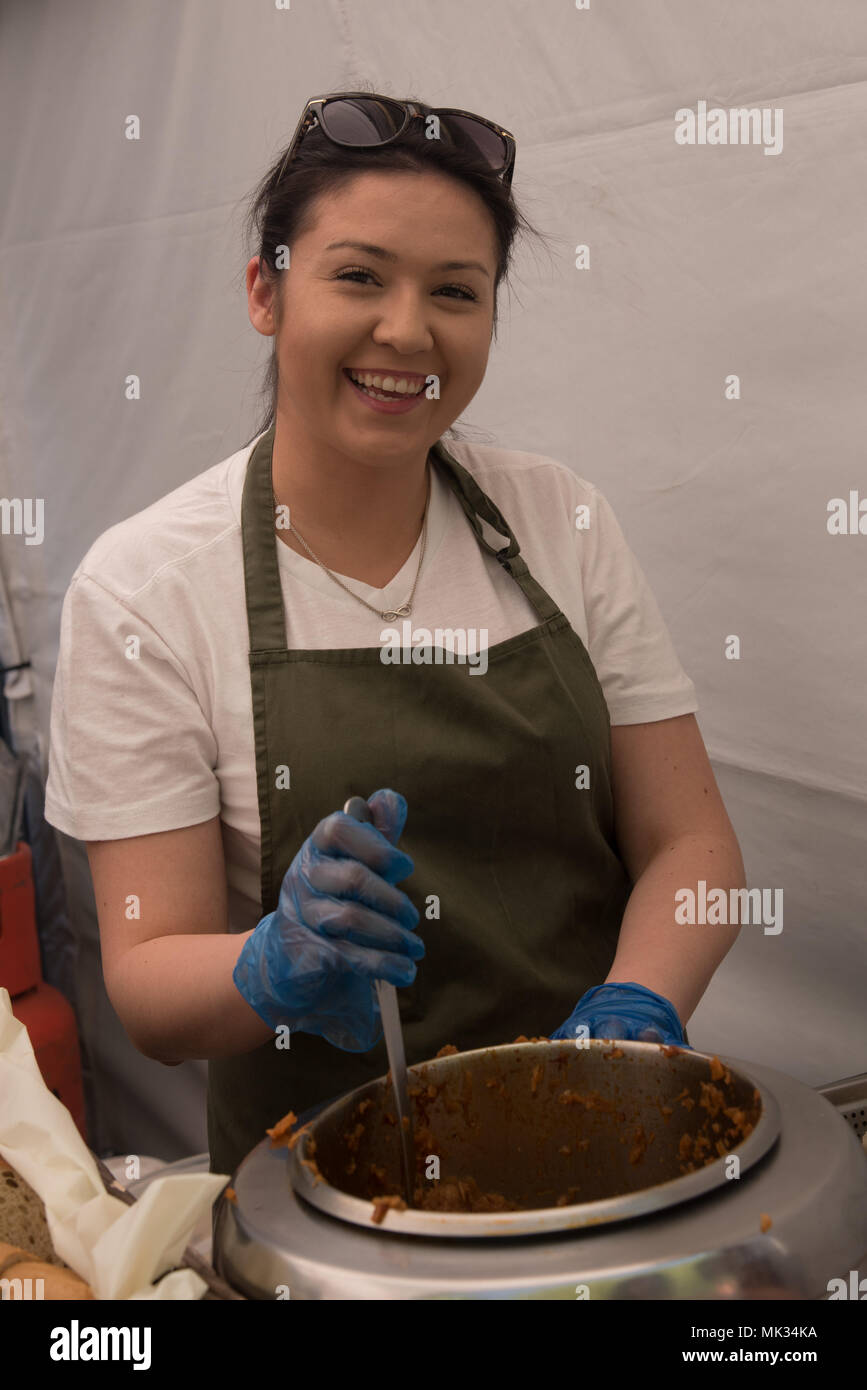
[44,431,698,934]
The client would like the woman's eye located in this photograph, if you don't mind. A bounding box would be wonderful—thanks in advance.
[438,284,478,301]
[333,268,477,301]
[334,268,376,286]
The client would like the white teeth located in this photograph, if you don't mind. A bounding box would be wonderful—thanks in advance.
[348,369,424,396]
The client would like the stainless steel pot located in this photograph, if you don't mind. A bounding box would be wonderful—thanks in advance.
[287,1040,776,1236]
[214,1042,867,1299]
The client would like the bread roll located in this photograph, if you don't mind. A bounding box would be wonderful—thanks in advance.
[0,1241,93,1299]
[0,1159,64,1264]
[0,1160,94,1297]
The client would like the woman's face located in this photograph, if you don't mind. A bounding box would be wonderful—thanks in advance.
[247,169,499,467]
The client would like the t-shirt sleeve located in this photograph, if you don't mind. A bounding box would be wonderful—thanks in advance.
[43,572,221,840]
[579,486,699,725]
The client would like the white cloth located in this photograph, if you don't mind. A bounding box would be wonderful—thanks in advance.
[44,431,698,931]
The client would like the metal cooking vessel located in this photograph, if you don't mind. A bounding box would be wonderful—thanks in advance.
[287,1040,776,1236]
[214,1042,867,1300]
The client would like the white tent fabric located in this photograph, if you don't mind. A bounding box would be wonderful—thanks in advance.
[1,0,865,1160]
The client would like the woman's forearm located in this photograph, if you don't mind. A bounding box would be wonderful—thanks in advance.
[605,831,746,1025]
[108,931,275,1064]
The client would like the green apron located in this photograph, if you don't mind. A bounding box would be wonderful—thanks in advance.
[207,423,635,1174]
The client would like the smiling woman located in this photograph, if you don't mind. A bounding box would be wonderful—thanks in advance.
[240,99,542,584]
[44,85,744,1181]
[249,167,498,583]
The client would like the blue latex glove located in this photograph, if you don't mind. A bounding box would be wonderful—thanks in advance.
[550,982,691,1048]
[233,789,422,1051]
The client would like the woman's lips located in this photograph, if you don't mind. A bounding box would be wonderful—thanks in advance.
[342,368,427,415]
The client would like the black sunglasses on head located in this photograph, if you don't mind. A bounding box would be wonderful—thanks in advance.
[274,92,516,189]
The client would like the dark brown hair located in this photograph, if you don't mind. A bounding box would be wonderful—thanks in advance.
[240,84,549,444]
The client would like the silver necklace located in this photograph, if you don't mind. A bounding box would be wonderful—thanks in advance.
[271,465,431,622]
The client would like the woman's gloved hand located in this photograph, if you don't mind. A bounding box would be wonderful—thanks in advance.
[550,981,691,1048]
[233,789,422,1052]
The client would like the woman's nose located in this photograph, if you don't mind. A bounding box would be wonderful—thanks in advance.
[370,291,435,353]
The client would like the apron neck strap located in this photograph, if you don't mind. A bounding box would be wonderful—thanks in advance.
[242,424,285,652]
[430,439,561,623]
[241,425,562,655]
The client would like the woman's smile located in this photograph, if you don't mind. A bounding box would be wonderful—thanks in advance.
[342,366,429,414]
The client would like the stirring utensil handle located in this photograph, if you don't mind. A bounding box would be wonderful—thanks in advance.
[343,797,416,1207]
[374,979,416,1204]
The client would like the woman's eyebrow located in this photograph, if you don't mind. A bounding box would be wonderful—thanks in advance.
[322,239,490,278]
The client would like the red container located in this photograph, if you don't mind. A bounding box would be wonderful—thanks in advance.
[0,840,88,1143]
[0,840,42,996]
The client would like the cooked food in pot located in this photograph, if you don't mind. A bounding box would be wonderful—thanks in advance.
[270,1041,760,1222]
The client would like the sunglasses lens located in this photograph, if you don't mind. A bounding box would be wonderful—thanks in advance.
[440,114,508,172]
[320,97,407,144]
[320,98,509,174]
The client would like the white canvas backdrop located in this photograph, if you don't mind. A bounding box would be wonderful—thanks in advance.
[1,0,864,1160]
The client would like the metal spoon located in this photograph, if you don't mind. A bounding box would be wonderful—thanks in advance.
[343,796,416,1207]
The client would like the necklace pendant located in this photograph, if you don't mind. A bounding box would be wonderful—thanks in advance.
[381,603,411,622]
